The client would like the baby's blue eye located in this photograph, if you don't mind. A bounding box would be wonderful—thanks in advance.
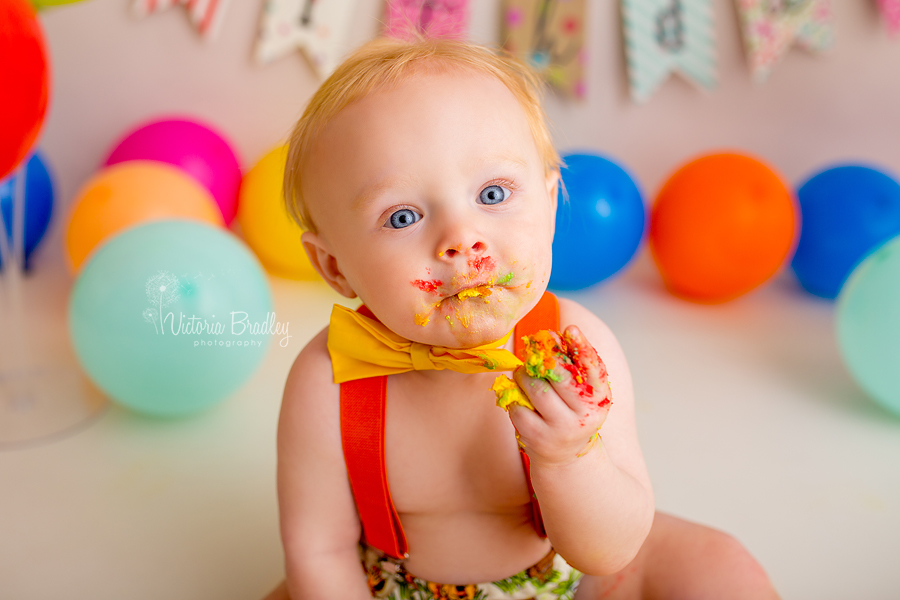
[479,185,511,205]
[388,208,421,229]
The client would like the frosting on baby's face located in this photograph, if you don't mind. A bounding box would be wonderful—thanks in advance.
[301,67,558,349]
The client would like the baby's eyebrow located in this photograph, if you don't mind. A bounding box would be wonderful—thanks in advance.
[351,154,529,211]
[351,173,417,211]
[474,153,529,171]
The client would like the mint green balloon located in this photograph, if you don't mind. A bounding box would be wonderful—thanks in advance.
[836,235,900,417]
[69,220,274,417]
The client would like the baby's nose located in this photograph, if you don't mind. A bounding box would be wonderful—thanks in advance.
[442,240,486,258]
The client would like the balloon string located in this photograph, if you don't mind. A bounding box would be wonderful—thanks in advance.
[12,159,26,272]
[0,184,11,271]
[0,163,29,381]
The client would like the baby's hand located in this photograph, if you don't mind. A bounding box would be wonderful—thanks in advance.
[502,326,612,467]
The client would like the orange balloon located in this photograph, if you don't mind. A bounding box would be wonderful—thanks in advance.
[649,153,798,303]
[65,161,223,272]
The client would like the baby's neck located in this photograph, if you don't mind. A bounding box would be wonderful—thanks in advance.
[401,367,507,393]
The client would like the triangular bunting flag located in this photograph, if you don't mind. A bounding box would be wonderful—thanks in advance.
[255,0,357,79]
[384,0,470,40]
[133,0,229,40]
[501,0,588,99]
[734,0,834,82]
[622,0,717,103]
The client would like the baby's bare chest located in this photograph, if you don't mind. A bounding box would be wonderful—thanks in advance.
[383,377,532,516]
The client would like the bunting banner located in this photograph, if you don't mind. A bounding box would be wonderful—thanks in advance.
[878,0,900,35]
[255,0,357,79]
[501,0,587,99]
[132,0,229,40]
[734,0,834,82]
[384,0,470,40]
[621,0,717,103]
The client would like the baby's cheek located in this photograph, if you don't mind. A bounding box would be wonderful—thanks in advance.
[506,213,552,258]
[515,247,553,289]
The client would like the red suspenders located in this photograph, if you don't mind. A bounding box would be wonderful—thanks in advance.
[339,292,559,559]
[511,293,559,542]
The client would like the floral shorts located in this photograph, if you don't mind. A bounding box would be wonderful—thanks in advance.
[360,543,583,600]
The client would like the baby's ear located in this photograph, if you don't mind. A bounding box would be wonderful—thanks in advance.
[546,169,560,214]
[301,231,357,299]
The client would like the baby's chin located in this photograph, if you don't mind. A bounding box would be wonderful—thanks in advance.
[400,309,520,349]
[411,327,511,350]
[408,285,547,348]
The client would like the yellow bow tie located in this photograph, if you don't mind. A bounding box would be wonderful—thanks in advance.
[327,304,523,384]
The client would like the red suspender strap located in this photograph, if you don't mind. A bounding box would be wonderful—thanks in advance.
[339,307,408,560]
[513,291,559,539]
[340,377,408,559]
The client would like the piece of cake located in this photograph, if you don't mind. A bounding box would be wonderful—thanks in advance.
[492,329,610,411]
[491,373,534,410]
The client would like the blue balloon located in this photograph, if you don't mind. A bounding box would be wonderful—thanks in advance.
[550,153,646,290]
[792,164,900,299]
[0,151,54,272]
[69,220,274,417]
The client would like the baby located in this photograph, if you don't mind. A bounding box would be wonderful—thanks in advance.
[265,37,780,600]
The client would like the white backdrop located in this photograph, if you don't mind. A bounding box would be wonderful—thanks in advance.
[8,2,900,598]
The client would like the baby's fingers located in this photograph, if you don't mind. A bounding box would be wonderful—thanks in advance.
[513,366,570,425]
[506,401,544,445]
[561,326,603,382]
[561,325,612,406]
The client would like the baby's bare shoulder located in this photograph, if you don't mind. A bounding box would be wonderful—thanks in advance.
[282,327,337,412]
[279,326,344,457]
[557,298,626,370]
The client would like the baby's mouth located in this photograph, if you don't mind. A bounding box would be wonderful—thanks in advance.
[413,272,522,329]
[411,269,517,309]
[442,268,520,303]
[452,284,494,301]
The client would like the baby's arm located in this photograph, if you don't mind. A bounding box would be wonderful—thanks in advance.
[507,298,655,576]
[277,329,372,600]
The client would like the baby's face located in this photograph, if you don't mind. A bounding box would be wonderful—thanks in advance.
[302,68,558,348]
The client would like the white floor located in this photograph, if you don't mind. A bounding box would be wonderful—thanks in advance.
[1,252,899,599]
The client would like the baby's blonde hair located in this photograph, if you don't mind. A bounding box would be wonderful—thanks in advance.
[283,36,562,233]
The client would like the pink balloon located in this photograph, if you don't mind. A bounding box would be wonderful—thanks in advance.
[104,117,242,224]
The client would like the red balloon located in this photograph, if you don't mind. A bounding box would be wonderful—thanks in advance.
[0,0,51,180]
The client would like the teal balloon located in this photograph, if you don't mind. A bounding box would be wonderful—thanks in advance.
[69,220,274,417]
[836,235,900,417]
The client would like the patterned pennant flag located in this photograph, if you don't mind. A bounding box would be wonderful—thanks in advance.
[878,0,900,35]
[133,0,229,40]
[621,0,717,103]
[734,0,834,82]
[255,0,357,79]
[501,0,588,99]
[384,0,470,40]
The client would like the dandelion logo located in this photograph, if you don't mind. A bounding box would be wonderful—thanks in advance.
[144,271,181,334]
[142,308,158,334]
